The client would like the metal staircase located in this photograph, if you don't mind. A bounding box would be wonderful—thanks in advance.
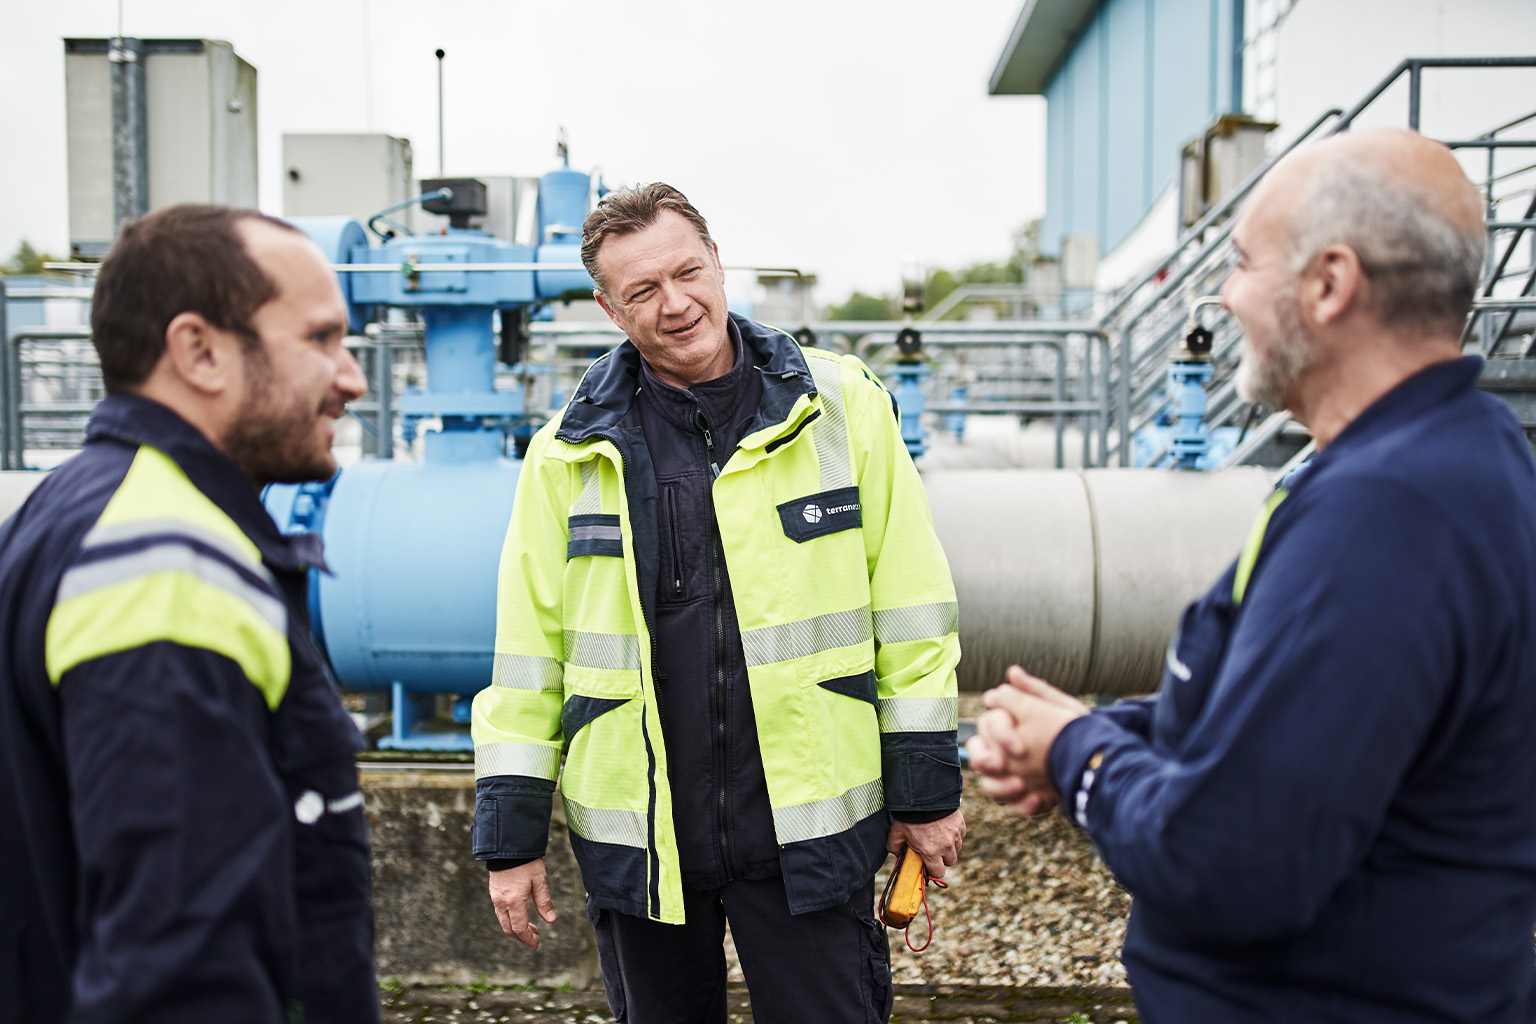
[1095,57,1536,470]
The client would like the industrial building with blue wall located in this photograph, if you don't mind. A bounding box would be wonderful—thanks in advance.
[990,0,1244,262]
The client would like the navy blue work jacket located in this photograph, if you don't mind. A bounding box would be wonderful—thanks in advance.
[1050,357,1536,1023]
[0,395,377,1024]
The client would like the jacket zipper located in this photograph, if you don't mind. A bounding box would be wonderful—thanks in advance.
[592,436,665,918]
[697,409,732,880]
[664,489,684,599]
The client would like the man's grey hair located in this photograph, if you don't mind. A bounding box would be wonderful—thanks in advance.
[580,182,714,297]
[1286,160,1486,336]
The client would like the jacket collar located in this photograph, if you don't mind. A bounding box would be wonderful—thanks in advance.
[85,393,326,573]
[557,313,817,447]
[1327,355,1479,449]
[1289,355,1482,492]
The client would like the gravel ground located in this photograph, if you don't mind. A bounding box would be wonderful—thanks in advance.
[380,698,1138,1020]
[722,695,1134,989]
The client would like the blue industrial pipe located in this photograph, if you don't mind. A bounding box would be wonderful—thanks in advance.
[893,362,929,459]
[945,384,968,441]
[422,306,497,394]
[268,160,598,749]
[1166,358,1215,469]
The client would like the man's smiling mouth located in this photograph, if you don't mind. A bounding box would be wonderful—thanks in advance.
[666,314,704,336]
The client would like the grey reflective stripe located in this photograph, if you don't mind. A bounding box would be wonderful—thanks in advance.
[569,523,621,543]
[327,791,365,814]
[741,607,872,667]
[563,794,647,849]
[877,696,958,733]
[56,541,286,634]
[492,652,564,691]
[806,358,852,490]
[83,517,276,589]
[873,602,959,645]
[773,777,884,845]
[475,741,560,781]
[564,630,641,671]
[573,459,602,516]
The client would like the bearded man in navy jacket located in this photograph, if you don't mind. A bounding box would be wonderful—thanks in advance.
[970,127,1536,1024]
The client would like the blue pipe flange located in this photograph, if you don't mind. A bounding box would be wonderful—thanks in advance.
[286,217,370,334]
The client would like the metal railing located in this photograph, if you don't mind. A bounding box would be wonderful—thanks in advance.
[1092,56,1536,468]
[6,61,1533,471]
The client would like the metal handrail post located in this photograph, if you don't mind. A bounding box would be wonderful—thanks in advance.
[1117,328,1132,466]
[1098,334,1111,466]
[0,277,9,470]
[1408,61,1423,131]
[1053,342,1066,468]
[7,331,20,470]
[1080,335,1094,468]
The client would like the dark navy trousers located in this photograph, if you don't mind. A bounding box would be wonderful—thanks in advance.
[587,877,892,1024]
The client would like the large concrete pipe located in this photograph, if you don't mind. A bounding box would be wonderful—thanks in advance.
[925,467,1275,696]
[5,465,1275,700]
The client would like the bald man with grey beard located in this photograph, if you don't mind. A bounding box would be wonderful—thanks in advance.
[969,129,1536,1024]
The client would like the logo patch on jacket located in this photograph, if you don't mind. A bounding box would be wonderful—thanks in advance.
[778,486,861,543]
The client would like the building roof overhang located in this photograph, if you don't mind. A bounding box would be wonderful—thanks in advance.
[988,0,1101,96]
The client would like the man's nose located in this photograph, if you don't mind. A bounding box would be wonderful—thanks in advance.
[336,344,368,401]
[657,281,690,317]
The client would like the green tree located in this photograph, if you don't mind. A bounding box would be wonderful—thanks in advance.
[1006,218,1042,280]
[923,268,960,317]
[825,290,897,321]
[1,240,55,276]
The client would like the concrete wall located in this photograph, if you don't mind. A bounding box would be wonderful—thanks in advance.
[364,769,600,988]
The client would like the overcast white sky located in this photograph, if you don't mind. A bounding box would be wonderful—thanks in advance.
[0,0,1046,305]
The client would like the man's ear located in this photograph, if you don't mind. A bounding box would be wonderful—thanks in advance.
[162,311,238,397]
[1304,244,1364,328]
[594,290,623,329]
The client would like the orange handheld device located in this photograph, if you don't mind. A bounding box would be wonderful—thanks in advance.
[878,847,927,928]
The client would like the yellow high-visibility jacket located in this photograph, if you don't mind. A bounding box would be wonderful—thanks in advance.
[472,317,960,922]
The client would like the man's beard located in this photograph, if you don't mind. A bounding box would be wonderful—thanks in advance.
[1235,289,1314,412]
[224,346,336,487]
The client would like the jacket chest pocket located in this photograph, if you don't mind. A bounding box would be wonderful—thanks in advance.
[658,478,715,606]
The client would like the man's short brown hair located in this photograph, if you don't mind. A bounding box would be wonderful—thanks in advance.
[90,204,299,393]
[580,183,714,296]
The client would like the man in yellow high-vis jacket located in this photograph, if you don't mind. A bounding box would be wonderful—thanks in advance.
[472,183,965,1023]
